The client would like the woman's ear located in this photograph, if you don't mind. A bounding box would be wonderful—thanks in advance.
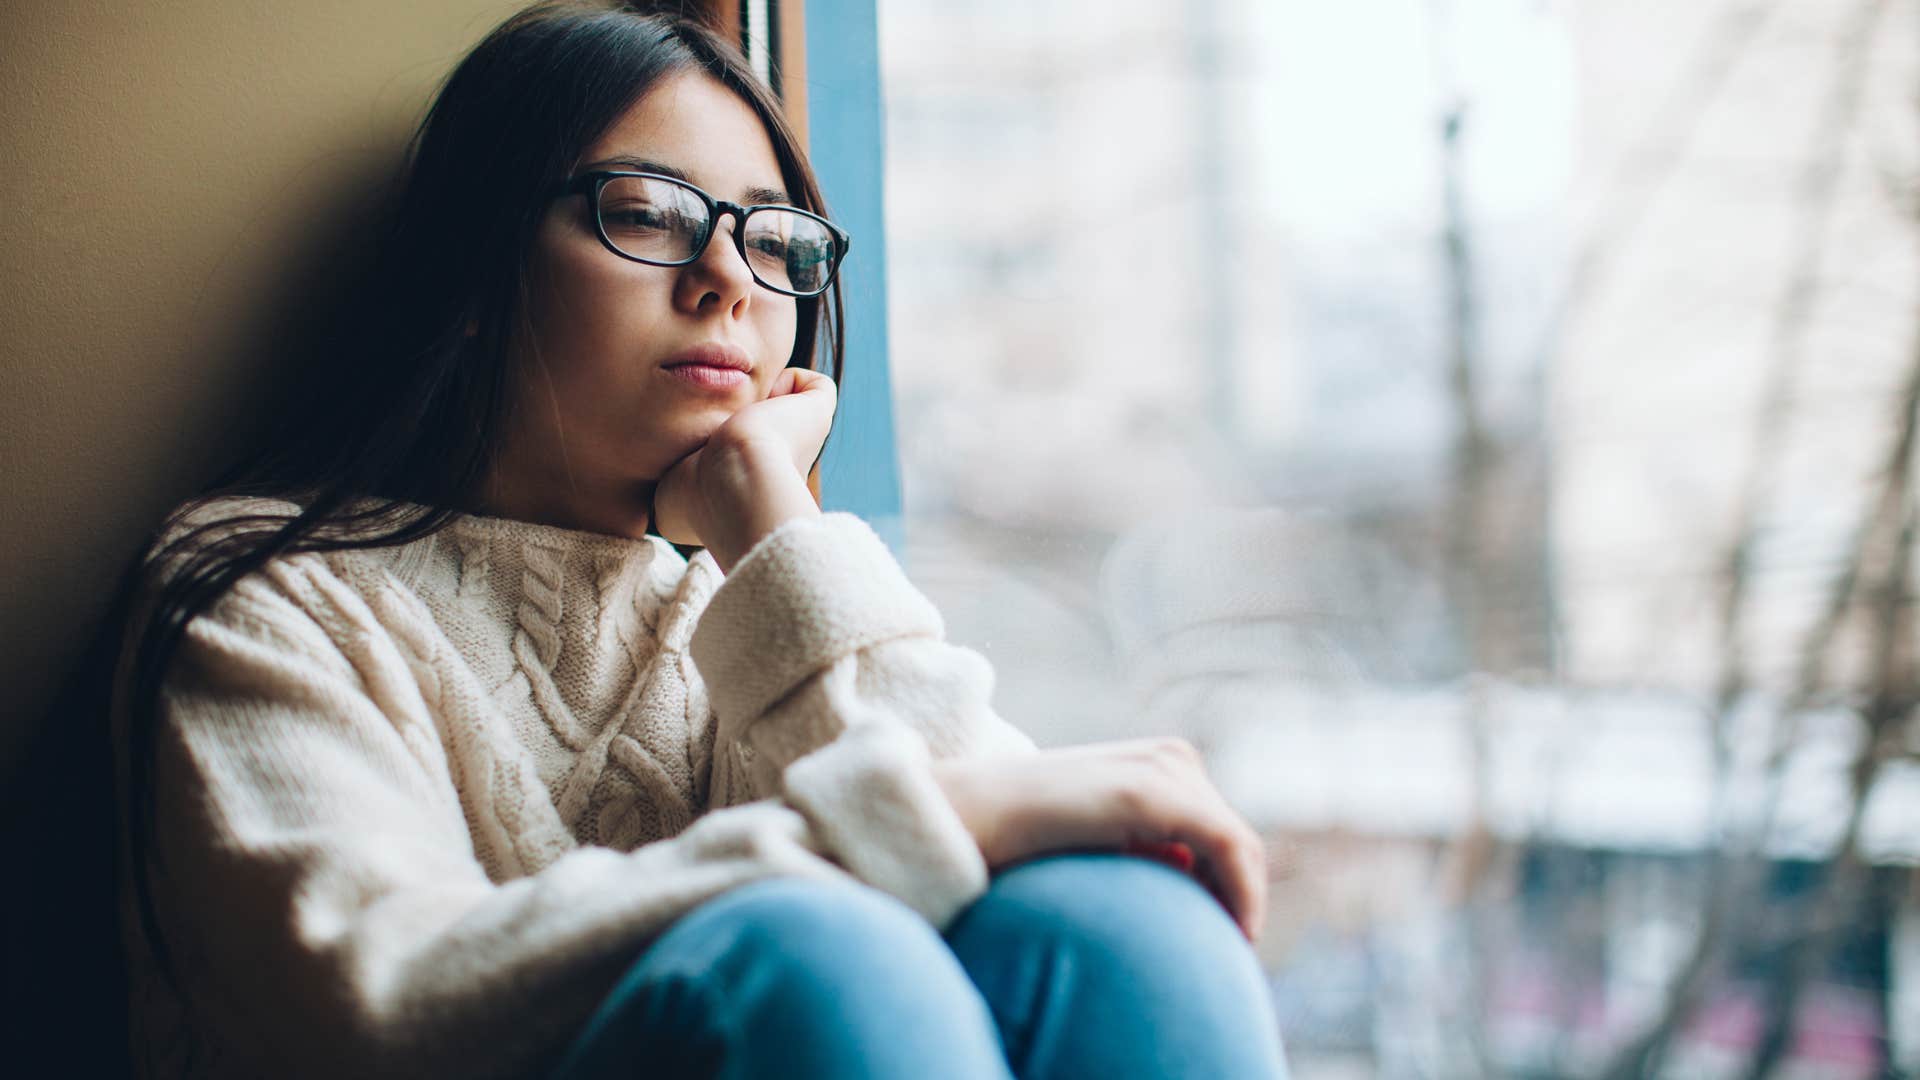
[464,318,478,338]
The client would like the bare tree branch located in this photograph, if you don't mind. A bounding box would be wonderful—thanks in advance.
[1743,359,1918,1077]
[1596,0,1897,1074]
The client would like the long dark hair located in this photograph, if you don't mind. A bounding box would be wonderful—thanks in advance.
[119,0,844,1014]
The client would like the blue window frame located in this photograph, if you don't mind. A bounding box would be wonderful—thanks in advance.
[795,0,905,555]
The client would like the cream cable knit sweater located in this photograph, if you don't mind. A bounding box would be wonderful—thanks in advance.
[113,498,1038,1079]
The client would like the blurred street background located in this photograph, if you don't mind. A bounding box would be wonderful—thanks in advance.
[877,0,1920,1075]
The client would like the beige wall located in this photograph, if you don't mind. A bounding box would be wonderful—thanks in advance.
[0,1,527,775]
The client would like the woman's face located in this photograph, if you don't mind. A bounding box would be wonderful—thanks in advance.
[489,70,800,535]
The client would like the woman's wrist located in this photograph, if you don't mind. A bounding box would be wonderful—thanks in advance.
[697,437,821,572]
[928,758,1005,868]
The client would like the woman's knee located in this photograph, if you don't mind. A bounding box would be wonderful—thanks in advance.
[554,875,1011,1080]
[697,874,943,957]
[945,853,1288,1077]
[956,851,1255,967]
[646,874,994,1031]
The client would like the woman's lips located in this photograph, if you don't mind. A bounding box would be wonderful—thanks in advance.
[661,342,752,392]
[661,363,750,391]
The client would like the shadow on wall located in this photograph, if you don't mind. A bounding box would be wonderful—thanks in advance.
[0,157,407,1078]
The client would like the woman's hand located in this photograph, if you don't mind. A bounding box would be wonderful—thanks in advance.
[718,365,837,480]
[650,367,837,568]
[929,738,1269,942]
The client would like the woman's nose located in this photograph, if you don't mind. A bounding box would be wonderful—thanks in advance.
[678,214,755,310]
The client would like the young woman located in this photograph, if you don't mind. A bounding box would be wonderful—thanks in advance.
[114,3,1288,1077]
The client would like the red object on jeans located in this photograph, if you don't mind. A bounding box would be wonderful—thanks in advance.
[1124,839,1196,874]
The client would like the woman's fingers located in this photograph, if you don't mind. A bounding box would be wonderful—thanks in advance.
[1129,739,1267,942]
[1183,809,1268,942]
[1225,820,1269,941]
[767,365,836,400]
[724,367,835,478]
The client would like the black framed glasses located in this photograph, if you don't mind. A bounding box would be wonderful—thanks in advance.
[556,170,851,298]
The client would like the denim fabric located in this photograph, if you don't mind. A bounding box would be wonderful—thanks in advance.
[546,853,1289,1079]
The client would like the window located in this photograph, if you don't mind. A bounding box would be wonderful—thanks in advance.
[868,0,1920,1076]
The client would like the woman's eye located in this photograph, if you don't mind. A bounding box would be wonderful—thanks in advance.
[748,235,789,258]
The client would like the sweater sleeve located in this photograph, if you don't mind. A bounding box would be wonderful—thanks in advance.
[689,512,1039,930]
[132,559,855,1080]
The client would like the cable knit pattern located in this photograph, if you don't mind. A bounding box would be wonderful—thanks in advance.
[113,498,1039,1080]
[517,543,567,668]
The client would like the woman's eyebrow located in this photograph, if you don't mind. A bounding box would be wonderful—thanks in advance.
[582,154,793,206]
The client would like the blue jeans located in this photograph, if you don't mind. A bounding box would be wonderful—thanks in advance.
[546,852,1289,1079]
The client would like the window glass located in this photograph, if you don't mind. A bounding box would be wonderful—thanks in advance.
[880,0,1920,1075]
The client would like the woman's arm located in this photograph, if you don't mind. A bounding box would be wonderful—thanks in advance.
[130,559,865,1080]
[684,511,1265,942]
[686,505,1040,907]
[655,369,1261,940]
[644,377,1037,928]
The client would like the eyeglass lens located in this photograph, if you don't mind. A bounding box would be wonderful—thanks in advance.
[597,175,837,294]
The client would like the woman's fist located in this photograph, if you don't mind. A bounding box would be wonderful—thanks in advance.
[712,365,836,479]
[649,366,837,570]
